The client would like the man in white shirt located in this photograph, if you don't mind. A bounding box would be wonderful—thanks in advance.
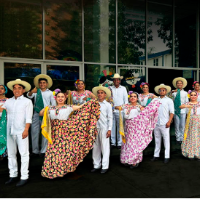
[151,84,174,164]
[109,73,128,149]
[171,77,188,144]
[27,74,56,157]
[91,85,112,174]
[0,79,33,187]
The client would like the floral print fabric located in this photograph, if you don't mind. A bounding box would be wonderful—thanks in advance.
[120,100,161,165]
[41,99,100,179]
[71,90,92,105]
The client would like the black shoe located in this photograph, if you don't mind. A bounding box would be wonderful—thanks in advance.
[111,145,116,149]
[130,163,139,169]
[39,153,45,158]
[16,179,28,187]
[164,158,170,164]
[189,158,195,161]
[151,157,159,161]
[101,169,108,174]
[123,163,130,167]
[91,168,100,173]
[117,146,121,150]
[5,177,18,185]
[30,153,39,157]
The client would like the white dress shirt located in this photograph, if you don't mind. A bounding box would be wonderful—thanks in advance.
[124,106,141,120]
[27,89,56,107]
[172,89,188,114]
[109,85,128,113]
[97,100,113,130]
[3,95,33,135]
[49,106,73,120]
[154,96,174,126]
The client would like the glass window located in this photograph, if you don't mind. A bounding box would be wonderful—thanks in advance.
[175,0,198,68]
[153,58,159,66]
[84,0,116,63]
[47,65,79,92]
[45,0,82,61]
[0,1,43,59]
[84,64,116,91]
[117,66,146,93]
[118,0,146,65]
[148,68,196,93]
[147,0,173,67]
[4,63,41,98]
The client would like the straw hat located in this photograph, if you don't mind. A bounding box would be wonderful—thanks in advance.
[34,74,53,89]
[111,73,123,80]
[172,77,187,89]
[154,84,171,95]
[7,79,31,92]
[92,84,111,98]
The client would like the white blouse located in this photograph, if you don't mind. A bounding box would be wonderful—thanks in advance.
[138,93,154,107]
[49,105,73,120]
[0,98,7,118]
[123,104,141,120]
[184,102,200,116]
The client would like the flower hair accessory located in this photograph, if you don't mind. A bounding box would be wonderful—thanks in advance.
[187,90,198,98]
[74,79,80,88]
[192,81,199,88]
[140,82,149,89]
[53,88,61,99]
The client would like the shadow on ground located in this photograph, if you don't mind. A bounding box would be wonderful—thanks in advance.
[1,138,200,198]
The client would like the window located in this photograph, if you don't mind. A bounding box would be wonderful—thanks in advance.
[153,58,159,66]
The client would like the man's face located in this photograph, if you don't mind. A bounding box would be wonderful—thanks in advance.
[113,78,120,87]
[39,80,48,90]
[97,90,107,101]
[176,81,183,89]
[159,88,167,96]
[13,84,25,98]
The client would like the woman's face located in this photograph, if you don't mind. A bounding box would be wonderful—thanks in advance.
[0,85,5,96]
[194,83,200,91]
[129,93,138,104]
[142,84,149,93]
[56,93,66,104]
[77,81,85,91]
[190,92,198,101]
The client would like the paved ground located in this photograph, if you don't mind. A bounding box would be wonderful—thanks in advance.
[1,139,200,198]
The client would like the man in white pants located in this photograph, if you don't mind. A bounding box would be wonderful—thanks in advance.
[91,85,112,174]
[0,79,33,187]
[109,73,128,149]
[171,77,188,144]
[27,74,56,157]
[151,84,174,164]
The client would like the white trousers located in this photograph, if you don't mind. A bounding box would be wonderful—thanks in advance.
[111,112,122,146]
[92,128,110,169]
[31,111,48,154]
[174,113,186,142]
[154,125,170,159]
[7,134,29,180]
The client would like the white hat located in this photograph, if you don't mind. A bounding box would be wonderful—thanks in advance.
[92,85,111,98]
[7,79,31,92]
[172,77,187,89]
[111,73,123,80]
[34,74,53,89]
[154,84,171,95]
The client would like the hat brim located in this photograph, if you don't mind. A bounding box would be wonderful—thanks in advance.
[92,86,111,99]
[7,80,31,92]
[111,76,123,80]
[34,74,53,89]
[154,85,171,95]
[172,77,187,88]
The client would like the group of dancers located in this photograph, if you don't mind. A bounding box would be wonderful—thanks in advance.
[0,73,200,187]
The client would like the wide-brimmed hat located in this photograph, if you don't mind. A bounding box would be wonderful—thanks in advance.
[7,79,31,92]
[172,77,187,89]
[154,84,171,94]
[111,73,123,80]
[34,74,53,89]
[92,84,111,98]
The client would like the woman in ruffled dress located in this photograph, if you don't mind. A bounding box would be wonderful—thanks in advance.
[115,91,161,168]
[68,80,96,105]
[192,81,200,102]
[138,82,157,107]
[39,90,100,179]
[180,90,200,160]
[0,84,8,161]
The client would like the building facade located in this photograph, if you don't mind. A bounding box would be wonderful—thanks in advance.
[0,0,199,97]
